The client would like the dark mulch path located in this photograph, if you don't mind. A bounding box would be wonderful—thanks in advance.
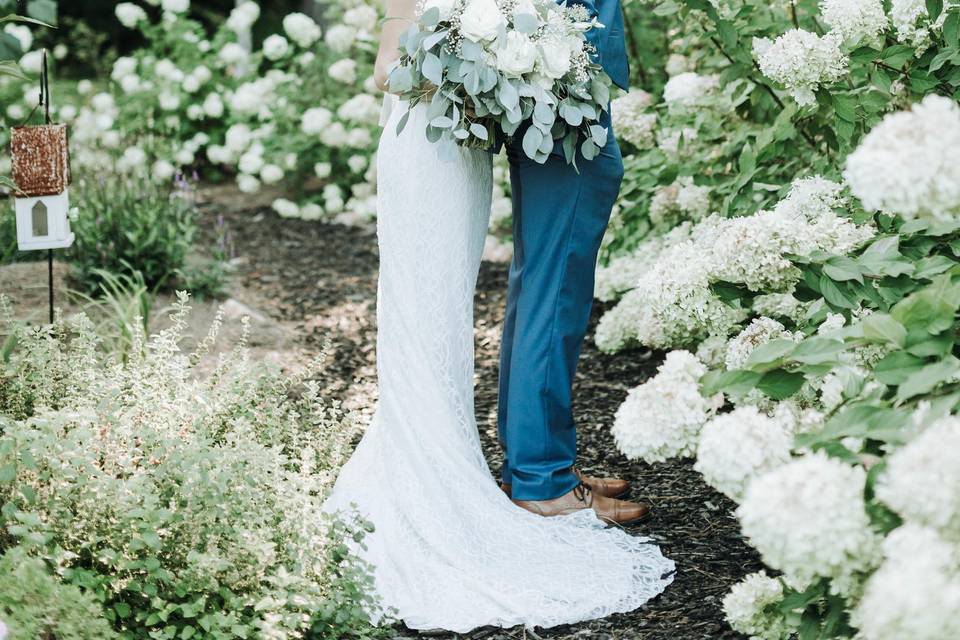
[211,206,762,640]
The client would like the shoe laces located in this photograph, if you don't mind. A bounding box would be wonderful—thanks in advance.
[572,480,593,505]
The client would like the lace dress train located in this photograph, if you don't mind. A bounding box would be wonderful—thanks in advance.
[323,99,675,633]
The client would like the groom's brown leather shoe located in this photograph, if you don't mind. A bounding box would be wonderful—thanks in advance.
[512,482,650,526]
[500,468,631,499]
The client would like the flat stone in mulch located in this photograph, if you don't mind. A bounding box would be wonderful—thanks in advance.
[206,206,762,640]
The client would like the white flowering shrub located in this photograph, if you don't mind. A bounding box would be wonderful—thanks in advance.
[0,295,381,639]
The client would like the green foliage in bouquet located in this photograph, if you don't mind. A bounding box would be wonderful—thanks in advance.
[389,0,611,164]
[0,294,384,639]
[0,547,117,640]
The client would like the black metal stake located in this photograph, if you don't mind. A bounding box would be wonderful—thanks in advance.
[48,249,53,324]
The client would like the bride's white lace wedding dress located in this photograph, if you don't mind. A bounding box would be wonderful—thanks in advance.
[323,97,675,633]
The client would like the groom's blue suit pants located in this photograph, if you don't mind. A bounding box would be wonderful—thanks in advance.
[498,119,624,501]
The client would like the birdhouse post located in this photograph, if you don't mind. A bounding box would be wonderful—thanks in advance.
[7,49,72,323]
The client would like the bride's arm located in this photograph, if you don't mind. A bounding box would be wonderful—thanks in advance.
[374,0,417,92]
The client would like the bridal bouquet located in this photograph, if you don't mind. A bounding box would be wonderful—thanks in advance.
[387,0,613,165]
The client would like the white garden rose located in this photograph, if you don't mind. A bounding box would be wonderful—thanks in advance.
[497,31,538,78]
[460,0,506,42]
[423,0,456,20]
[283,13,322,48]
[115,2,148,28]
[538,36,577,79]
[262,34,290,61]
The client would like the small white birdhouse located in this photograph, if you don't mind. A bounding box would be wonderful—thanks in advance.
[10,123,74,251]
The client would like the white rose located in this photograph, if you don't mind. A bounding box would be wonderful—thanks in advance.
[301,107,333,134]
[460,0,506,42]
[538,37,574,79]
[496,31,537,78]
[283,13,322,48]
[262,34,290,61]
[115,3,147,28]
[260,164,284,184]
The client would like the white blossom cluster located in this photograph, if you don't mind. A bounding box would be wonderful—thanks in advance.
[611,90,657,149]
[751,291,808,324]
[597,177,872,351]
[695,406,795,502]
[737,452,882,593]
[875,416,960,540]
[820,0,888,46]
[662,72,720,111]
[650,178,712,227]
[753,30,848,106]
[612,351,722,463]
[724,317,800,371]
[854,524,960,640]
[723,572,797,640]
[844,95,960,222]
[595,223,693,303]
[890,0,951,50]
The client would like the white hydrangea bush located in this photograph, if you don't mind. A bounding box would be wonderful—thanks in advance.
[611,351,723,463]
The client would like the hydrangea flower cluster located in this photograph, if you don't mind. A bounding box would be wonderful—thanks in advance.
[662,72,720,111]
[597,177,873,351]
[612,351,722,463]
[820,0,888,46]
[611,90,657,149]
[854,524,960,640]
[722,572,797,640]
[649,178,712,228]
[844,95,960,222]
[724,317,800,371]
[876,416,960,540]
[695,406,795,502]
[753,30,848,106]
[737,452,882,593]
[890,0,951,50]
